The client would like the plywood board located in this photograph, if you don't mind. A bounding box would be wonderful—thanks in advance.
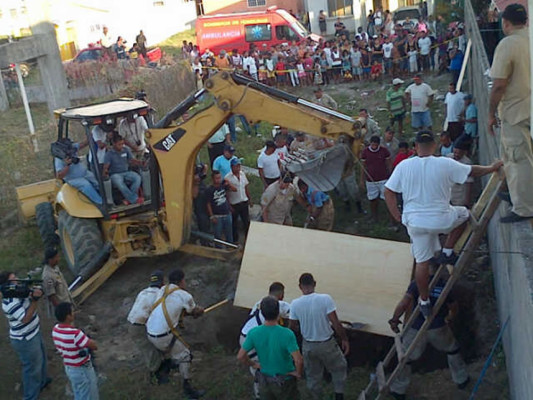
[235,222,414,337]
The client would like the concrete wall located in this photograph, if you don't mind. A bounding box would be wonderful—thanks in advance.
[465,0,533,399]
[203,0,304,15]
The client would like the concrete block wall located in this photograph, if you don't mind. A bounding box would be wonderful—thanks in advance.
[465,0,533,398]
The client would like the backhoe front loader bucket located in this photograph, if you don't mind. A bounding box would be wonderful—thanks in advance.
[284,144,349,192]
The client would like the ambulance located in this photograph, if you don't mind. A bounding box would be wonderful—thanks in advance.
[196,7,321,54]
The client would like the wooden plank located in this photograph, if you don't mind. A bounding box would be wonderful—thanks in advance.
[235,222,413,337]
[394,334,404,362]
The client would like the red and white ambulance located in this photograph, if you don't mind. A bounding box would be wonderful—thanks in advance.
[196,7,321,54]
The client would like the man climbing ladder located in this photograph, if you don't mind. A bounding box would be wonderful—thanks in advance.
[384,130,502,317]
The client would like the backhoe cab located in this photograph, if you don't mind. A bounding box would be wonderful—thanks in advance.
[16,72,363,304]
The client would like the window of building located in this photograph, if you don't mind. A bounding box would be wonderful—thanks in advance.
[244,24,271,42]
[248,0,266,7]
[153,1,164,6]
[275,25,299,41]
[10,8,17,18]
[327,0,353,17]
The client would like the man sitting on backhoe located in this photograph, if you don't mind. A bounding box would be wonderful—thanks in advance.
[54,139,103,206]
[103,133,146,205]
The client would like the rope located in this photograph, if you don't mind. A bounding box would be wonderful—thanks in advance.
[468,316,510,400]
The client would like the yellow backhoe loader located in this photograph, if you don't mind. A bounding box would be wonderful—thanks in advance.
[16,72,363,304]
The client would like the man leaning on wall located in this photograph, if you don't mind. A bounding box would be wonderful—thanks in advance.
[488,3,533,223]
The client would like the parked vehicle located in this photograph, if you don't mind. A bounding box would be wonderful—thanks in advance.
[393,6,422,30]
[69,45,162,64]
[196,6,321,54]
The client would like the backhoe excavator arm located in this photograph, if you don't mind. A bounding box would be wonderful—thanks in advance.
[146,72,363,250]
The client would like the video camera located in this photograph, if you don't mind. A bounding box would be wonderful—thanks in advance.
[51,138,80,164]
[0,278,43,299]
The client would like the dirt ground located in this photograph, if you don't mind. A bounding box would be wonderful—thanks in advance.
[0,241,509,400]
[0,71,510,399]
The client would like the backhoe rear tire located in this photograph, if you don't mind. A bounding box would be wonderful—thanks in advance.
[58,210,104,277]
[35,202,59,250]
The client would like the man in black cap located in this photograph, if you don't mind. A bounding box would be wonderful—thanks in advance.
[384,130,502,317]
[258,140,281,189]
[41,247,73,317]
[489,3,533,223]
[127,270,166,382]
[447,137,474,207]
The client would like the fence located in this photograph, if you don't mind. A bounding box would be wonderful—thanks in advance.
[465,1,533,399]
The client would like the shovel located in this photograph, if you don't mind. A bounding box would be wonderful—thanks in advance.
[203,293,235,314]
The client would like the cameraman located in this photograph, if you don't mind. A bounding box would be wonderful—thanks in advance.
[54,140,103,206]
[0,271,51,399]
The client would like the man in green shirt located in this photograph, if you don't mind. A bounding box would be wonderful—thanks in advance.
[238,296,303,400]
[386,78,407,136]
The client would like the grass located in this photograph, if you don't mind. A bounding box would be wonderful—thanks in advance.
[158,29,196,57]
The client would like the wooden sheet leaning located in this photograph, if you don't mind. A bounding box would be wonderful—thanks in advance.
[234,222,413,337]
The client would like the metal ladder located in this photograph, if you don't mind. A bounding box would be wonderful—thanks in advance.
[358,172,505,400]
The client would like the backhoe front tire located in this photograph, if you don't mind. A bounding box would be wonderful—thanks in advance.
[35,202,59,250]
[58,210,104,276]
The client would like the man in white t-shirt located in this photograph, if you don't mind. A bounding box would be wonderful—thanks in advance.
[382,36,394,75]
[289,273,349,400]
[239,282,291,399]
[444,82,465,141]
[118,114,149,159]
[405,75,434,131]
[224,158,251,242]
[127,270,166,381]
[90,120,114,170]
[417,31,432,71]
[145,269,205,398]
[384,131,502,317]
[257,140,281,189]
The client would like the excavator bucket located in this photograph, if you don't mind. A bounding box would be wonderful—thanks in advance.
[283,144,349,192]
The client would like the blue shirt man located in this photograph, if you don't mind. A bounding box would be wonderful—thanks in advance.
[297,179,335,231]
[213,145,237,179]
[54,141,103,205]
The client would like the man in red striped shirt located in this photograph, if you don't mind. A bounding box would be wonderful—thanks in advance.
[52,302,99,400]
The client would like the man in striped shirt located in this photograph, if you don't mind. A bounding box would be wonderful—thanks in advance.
[0,271,50,400]
[52,302,99,400]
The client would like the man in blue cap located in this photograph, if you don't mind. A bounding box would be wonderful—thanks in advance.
[213,145,237,179]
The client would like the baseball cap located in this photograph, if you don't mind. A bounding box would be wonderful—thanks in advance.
[230,158,241,166]
[415,130,435,143]
[392,78,404,85]
[502,3,528,25]
[224,145,235,153]
[150,270,164,286]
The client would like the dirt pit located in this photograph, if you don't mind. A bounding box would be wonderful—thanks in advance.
[0,241,510,400]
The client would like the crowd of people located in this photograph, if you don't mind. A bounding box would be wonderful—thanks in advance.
[1,3,532,400]
[183,12,466,90]
[98,26,151,63]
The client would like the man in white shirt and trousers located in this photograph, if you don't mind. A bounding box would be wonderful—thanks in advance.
[289,273,350,400]
[384,131,502,318]
[127,270,166,382]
